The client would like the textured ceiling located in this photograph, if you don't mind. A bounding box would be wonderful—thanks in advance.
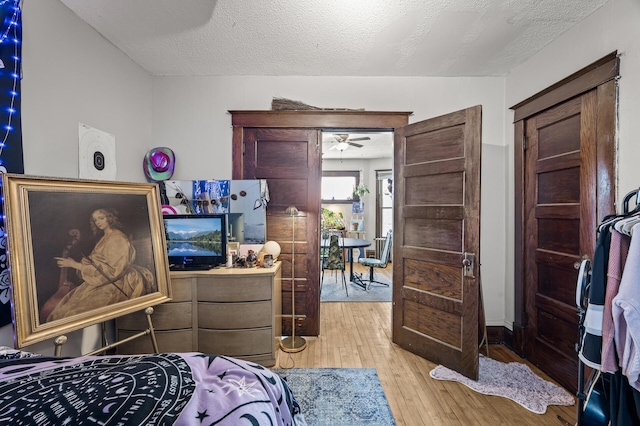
[57,0,608,159]
[59,0,609,77]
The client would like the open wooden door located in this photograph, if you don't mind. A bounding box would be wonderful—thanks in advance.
[392,105,482,379]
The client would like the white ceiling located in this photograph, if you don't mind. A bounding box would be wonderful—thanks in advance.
[60,0,608,78]
[322,131,393,160]
[58,0,609,159]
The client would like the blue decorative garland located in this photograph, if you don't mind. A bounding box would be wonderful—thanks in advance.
[0,0,24,327]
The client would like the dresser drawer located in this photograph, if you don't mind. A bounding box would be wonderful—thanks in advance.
[197,276,271,302]
[116,301,192,330]
[198,301,271,329]
[237,353,276,366]
[116,264,280,364]
[117,329,193,354]
[169,278,193,302]
[198,328,272,357]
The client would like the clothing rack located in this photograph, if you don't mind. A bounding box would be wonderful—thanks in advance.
[621,188,640,215]
[576,187,640,426]
[576,259,591,425]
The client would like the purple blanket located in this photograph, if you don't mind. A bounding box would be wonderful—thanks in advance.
[0,352,302,425]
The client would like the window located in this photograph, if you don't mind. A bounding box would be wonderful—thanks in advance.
[376,170,393,239]
[321,170,359,204]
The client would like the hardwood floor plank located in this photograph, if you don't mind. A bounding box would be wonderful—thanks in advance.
[274,266,576,425]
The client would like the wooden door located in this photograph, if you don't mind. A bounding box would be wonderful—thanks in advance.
[241,128,322,336]
[512,53,618,393]
[393,105,482,379]
[522,88,614,391]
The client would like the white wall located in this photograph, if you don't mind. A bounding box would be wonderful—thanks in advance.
[153,76,508,326]
[153,76,507,178]
[503,0,640,329]
[8,0,517,355]
[0,0,154,355]
[21,0,153,182]
[13,0,636,351]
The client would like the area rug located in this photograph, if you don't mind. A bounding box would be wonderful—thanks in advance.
[320,274,391,302]
[429,356,575,414]
[272,368,395,425]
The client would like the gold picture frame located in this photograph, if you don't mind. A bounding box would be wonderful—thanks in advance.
[2,174,172,348]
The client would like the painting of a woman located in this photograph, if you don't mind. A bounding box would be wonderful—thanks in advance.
[42,208,155,322]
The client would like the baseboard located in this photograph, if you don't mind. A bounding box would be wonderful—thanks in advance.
[486,326,514,351]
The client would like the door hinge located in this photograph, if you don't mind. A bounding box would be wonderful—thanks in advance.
[242,141,245,155]
[522,135,527,151]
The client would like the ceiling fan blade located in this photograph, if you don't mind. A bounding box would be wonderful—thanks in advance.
[347,136,370,142]
[347,142,364,148]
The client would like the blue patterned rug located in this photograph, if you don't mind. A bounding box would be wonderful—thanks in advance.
[320,273,391,302]
[272,368,395,425]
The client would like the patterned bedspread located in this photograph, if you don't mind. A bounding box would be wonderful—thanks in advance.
[0,352,305,425]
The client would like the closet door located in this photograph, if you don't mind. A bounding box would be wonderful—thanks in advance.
[513,53,617,393]
[523,97,596,392]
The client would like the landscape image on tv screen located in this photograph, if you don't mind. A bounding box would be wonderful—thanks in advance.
[165,216,224,257]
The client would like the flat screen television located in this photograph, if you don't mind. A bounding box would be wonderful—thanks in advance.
[163,214,227,270]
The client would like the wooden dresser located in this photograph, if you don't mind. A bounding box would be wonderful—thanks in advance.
[116,262,282,366]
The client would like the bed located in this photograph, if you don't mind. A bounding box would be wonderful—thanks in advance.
[0,347,306,425]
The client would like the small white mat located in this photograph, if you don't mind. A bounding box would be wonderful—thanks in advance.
[429,356,575,414]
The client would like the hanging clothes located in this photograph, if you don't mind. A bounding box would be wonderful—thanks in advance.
[577,189,640,426]
[608,370,640,426]
[580,224,613,369]
[602,229,632,373]
[612,222,640,391]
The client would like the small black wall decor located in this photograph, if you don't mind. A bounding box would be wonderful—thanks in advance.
[0,1,24,328]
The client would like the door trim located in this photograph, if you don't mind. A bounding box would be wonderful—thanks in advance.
[511,52,619,122]
[230,110,411,178]
[511,53,618,356]
[230,110,411,336]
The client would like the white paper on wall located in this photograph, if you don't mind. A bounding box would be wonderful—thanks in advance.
[78,123,116,180]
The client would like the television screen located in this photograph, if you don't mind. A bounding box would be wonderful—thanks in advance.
[163,214,227,270]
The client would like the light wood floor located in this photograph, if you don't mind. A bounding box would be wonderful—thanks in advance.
[274,264,576,425]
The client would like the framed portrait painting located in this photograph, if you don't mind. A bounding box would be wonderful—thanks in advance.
[2,174,172,348]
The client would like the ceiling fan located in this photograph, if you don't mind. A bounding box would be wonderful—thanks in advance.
[329,134,370,151]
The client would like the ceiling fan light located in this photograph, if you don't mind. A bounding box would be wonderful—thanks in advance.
[337,142,350,151]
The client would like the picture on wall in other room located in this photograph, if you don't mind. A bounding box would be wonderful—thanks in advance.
[352,202,364,214]
[350,219,363,232]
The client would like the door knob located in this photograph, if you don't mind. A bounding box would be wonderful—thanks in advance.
[462,253,475,278]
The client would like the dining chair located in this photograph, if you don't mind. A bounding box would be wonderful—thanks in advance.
[320,232,348,297]
[356,230,392,290]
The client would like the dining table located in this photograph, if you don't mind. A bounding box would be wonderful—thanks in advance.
[321,237,372,287]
